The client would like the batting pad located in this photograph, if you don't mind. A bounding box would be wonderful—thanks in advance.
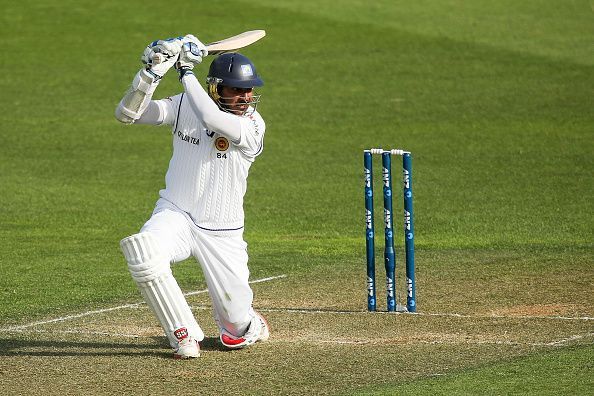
[120,232,204,347]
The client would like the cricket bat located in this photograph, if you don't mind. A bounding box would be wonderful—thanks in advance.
[151,30,266,64]
[206,30,266,55]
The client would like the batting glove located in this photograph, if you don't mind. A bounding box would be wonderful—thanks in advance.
[175,34,208,79]
[141,37,183,80]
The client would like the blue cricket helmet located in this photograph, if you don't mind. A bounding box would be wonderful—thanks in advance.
[206,53,263,115]
[207,52,263,89]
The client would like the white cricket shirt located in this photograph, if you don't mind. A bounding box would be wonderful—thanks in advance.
[154,93,265,233]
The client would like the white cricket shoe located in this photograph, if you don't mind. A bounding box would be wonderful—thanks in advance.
[258,312,270,342]
[172,327,200,359]
[220,311,270,349]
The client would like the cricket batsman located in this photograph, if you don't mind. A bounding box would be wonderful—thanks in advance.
[114,35,269,359]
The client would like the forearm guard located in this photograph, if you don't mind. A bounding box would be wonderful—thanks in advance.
[115,69,160,124]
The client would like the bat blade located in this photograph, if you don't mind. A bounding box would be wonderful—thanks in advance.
[206,30,266,55]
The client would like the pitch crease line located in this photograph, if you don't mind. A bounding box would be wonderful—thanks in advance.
[255,308,593,321]
[0,274,287,332]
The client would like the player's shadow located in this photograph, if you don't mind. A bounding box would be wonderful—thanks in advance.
[0,336,225,358]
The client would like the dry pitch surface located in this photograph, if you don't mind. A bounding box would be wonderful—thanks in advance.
[1,253,592,396]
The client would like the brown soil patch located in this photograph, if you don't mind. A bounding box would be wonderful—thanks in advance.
[488,304,575,317]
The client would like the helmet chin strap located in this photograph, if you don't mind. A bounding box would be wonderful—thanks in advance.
[218,99,256,116]
[207,80,260,116]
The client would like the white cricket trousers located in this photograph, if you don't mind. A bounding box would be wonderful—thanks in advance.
[141,199,254,338]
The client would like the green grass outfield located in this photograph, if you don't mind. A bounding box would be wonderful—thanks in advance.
[0,0,592,394]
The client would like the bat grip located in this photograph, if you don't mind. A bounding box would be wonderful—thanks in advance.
[151,53,166,65]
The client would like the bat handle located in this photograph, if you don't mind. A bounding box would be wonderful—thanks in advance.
[151,53,166,65]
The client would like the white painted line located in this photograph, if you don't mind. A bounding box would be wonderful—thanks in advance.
[248,274,288,283]
[541,332,594,346]
[184,274,286,297]
[1,303,145,332]
[256,308,594,321]
[279,332,594,348]
[413,312,594,321]
[5,328,144,339]
[0,274,287,332]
